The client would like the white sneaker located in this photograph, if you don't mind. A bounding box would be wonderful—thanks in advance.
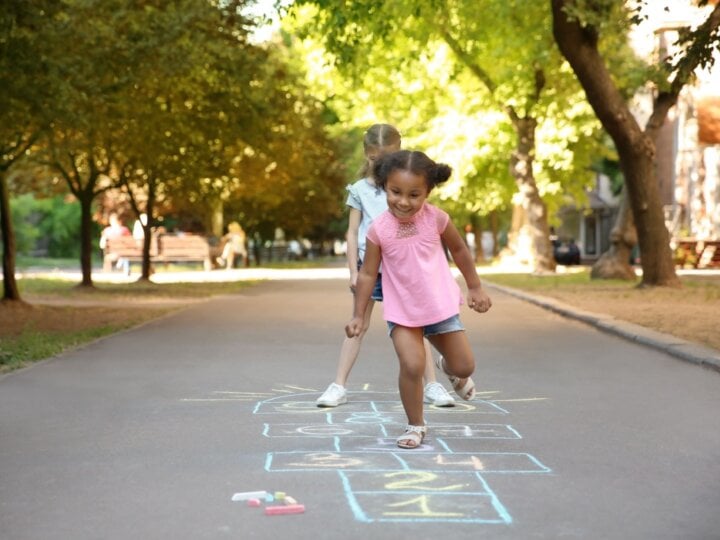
[316,383,347,407]
[423,382,456,407]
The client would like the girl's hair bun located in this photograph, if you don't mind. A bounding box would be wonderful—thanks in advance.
[432,163,452,186]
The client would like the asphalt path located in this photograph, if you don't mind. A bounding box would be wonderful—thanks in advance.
[1,276,719,539]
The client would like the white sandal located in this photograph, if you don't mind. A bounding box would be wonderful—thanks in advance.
[436,356,476,401]
[397,425,427,449]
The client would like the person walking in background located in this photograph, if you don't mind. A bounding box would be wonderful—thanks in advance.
[317,124,455,408]
[346,150,492,449]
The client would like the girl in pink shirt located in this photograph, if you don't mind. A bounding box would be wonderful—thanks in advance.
[346,150,492,449]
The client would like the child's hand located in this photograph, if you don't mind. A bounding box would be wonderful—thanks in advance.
[467,287,492,313]
[345,317,363,337]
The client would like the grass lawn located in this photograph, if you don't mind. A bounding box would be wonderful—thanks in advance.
[0,277,257,374]
[484,268,720,351]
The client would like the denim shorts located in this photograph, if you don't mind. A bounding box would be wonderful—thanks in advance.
[387,314,464,337]
[370,275,383,301]
[357,260,383,301]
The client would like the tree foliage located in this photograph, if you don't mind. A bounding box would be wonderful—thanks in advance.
[2,0,348,287]
[0,0,62,300]
[285,0,608,271]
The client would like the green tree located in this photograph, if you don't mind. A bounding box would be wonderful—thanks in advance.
[286,0,606,272]
[112,0,301,277]
[32,0,285,282]
[552,0,720,287]
[0,0,60,301]
[27,0,141,287]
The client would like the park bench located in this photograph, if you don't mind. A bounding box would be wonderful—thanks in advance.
[103,236,155,272]
[696,239,720,268]
[674,238,700,268]
[104,234,211,272]
[673,238,720,269]
[155,234,212,271]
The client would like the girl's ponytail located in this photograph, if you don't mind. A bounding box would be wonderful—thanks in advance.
[431,163,452,187]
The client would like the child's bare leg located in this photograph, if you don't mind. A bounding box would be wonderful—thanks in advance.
[422,338,438,383]
[334,300,375,386]
[427,331,475,383]
[390,325,426,427]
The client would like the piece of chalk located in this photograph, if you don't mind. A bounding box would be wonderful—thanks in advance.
[284,496,297,505]
[232,491,267,502]
[274,491,286,500]
[265,493,274,502]
[247,498,261,507]
[265,504,305,516]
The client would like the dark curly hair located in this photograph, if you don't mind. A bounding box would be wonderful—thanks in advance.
[372,150,452,192]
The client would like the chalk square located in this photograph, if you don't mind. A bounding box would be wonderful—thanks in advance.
[344,490,510,524]
[431,423,522,439]
[265,450,405,472]
[263,423,389,438]
[399,452,551,474]
[339,470,492,494]
[253,401,338,414]
[371,400,509,415]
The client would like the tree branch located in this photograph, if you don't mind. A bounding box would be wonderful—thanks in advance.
[551,0,642,150]
[437,26,521,125]
[647,3,720,136]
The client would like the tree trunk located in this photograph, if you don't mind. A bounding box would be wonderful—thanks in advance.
[552,0,680,288]
[211,199,223,238]
[139,179,157,281]
[78,194,95,288]
[591,187,637,280]
[438,29,553,273]
[509,117,556,273]
[489,210,499,256]
[621,142,679,286]
[0,173,21,301]
[252,231,262,266]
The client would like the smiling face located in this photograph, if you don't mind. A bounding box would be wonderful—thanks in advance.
[385,169,429,221]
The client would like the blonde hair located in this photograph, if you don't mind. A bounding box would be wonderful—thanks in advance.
[359,124,401,178]
[227,222,243,234]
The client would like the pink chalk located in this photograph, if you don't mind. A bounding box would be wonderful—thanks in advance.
[264,504,305,516]
[247,498,261,507]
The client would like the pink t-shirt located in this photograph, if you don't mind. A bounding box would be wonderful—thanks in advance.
[367,203,463,327]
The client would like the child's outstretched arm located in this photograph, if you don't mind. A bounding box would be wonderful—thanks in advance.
[345,239,381,337]
[441,221,492,313]
[346,208,362,290]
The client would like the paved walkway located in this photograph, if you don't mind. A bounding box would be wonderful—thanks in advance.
[1,275,719,539]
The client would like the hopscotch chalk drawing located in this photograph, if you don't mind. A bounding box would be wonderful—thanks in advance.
[182,385,550,523]
[252,388,552,524]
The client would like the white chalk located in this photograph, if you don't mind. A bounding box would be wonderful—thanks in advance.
[284,496,297,505]
[232,491,267,502]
